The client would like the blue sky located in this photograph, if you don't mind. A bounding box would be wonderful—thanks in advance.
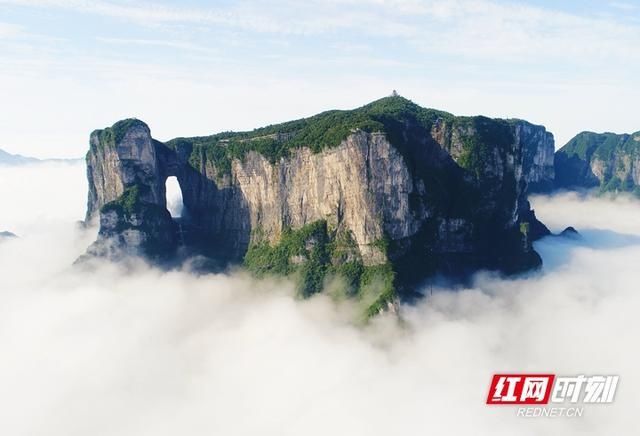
[1,0,639,158]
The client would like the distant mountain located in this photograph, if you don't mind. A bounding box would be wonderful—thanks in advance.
[0,148,81,166]
[555,131,640,195]
[0,148,39,165]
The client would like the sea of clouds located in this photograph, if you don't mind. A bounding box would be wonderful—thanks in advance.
[0,161,638,435]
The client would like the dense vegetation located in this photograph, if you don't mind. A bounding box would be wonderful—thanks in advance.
[243,220,395,318]
[556,131,640,195]
[91,119,148,151]
[166,96,456,175]
[558,131,640,161]
[101,185,145,215]
[454,116,516,179]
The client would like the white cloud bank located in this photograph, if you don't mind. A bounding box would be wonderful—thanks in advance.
[0,163,638,435]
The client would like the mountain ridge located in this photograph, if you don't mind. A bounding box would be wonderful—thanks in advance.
[0,148,39,166]
[0,148,82,166]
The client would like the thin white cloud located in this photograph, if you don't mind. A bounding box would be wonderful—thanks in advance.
[609,1,638,11]
[0,0,356,34]
[3,0,640,63]
[0,21,23,38]
[3,0,639,49]
[96,36,220,55]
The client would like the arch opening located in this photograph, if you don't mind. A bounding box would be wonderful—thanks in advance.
[165,176,184,218]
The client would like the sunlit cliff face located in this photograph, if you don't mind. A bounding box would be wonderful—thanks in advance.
[0,163,638,436]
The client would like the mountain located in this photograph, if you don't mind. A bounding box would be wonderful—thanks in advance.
[0,148,82,166]
[0,148,39,165]
[555,131,640,195]
[81,96,555,317]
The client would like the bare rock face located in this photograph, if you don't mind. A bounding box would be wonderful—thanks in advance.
[229,131,413,265]
[82,97,554,314]
[516,122,556,193]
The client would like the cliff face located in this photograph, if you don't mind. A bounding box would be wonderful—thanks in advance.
[515,122,556,193]
[195,131,412,265]
[83,97,554,315]
[84,120,177,259]
[555,131,640,194]
[85,120,168,221]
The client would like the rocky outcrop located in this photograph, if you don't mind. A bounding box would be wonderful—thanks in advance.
[555,131,640,194]
[85,119,171,222]
[84,120,177,259]
[82,96,554,314]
